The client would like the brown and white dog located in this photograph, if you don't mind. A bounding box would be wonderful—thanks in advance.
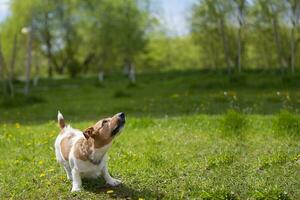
[54,111,125,192]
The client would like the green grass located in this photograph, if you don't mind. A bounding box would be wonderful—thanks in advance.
[0,70,300,199]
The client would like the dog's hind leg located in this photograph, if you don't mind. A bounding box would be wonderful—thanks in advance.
[63,162,72,180]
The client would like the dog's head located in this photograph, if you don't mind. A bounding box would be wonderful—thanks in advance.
[83,112,126,148]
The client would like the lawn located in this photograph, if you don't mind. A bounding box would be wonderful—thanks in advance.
[0,70,300,199]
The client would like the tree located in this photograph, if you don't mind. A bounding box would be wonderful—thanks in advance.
[23,26,33,96]
[234,0,247,73]
[191,0,235,74]
[118,0,148,83]
[285,0,300,74]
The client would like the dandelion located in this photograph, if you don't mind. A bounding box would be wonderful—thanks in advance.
[38,160,44,165]
[40,173,46,178]
[106,190,114,194]
[14,160,20,164]
[15,123,20,129]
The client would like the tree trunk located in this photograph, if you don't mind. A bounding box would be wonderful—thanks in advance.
[236,0,245,73]
[0,38,7,97]
[98,71,104,82]
[24,27,33,96]
[123,59,130,76]
[47,57,53,78]
[128,62,136,83]
[271,11,286,74]
[8,33,17,97]
[291,25,296,75]
[237,26,242,73]
[290,1,300,75]
[219,17,231,75]
[33,53,40,87]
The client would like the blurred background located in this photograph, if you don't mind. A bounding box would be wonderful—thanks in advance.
[0,0,300,122]
[1,1,300,199]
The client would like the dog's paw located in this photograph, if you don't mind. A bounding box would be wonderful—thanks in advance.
[71,187,81,192]
[107,178,122,187]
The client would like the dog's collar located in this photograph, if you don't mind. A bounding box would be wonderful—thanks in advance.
[88,155,104,165]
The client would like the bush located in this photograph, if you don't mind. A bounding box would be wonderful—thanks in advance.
[220,109,247,135]
[273,110,300,136]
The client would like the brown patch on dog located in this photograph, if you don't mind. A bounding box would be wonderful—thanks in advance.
[73,138,93,161]
[60,134,75,161]
[73,116,122,161]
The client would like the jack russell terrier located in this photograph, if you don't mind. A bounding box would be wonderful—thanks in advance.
[54,111,125,192]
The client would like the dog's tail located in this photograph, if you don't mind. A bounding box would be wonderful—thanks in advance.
[57,111,65,129]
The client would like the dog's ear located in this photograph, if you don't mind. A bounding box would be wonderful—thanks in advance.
[83,127,94,139]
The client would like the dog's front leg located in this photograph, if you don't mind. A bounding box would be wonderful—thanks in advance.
[101,161,121,187]
[71,168,82,192]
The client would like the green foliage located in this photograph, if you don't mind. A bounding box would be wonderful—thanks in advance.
[0,0,151,78]
[220,109,247,135]
[272,110,300,136]
[191,0,300,73]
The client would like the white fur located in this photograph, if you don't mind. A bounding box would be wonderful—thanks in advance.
[54,112,121,192]
[57,111,64,121]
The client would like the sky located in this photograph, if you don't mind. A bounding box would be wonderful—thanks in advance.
[0,0,198,36]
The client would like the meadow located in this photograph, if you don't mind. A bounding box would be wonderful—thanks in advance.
[0,70,300,199]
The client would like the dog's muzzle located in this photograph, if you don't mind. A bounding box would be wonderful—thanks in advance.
[111,112,125,136]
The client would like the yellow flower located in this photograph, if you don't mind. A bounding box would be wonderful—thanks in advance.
[106,190,114,194]
[38,161,44,165]
[40,173,46,178]
[15,123,20,129]
[138,198,145,200]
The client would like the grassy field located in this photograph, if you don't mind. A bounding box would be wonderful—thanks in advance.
[0,70,300,199]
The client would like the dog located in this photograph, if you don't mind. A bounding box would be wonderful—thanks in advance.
[54,111,125,192]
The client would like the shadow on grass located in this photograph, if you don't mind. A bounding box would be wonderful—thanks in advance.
[1,94,45,108]
[82,178,164,199]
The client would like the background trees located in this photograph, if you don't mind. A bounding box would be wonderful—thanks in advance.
[191,0,300,75]
[0,0,300,95]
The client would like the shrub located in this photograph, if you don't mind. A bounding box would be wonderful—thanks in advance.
[272,110,300,136]
[220,109,247,135]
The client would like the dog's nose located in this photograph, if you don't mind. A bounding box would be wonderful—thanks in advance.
[119,112,125,119]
